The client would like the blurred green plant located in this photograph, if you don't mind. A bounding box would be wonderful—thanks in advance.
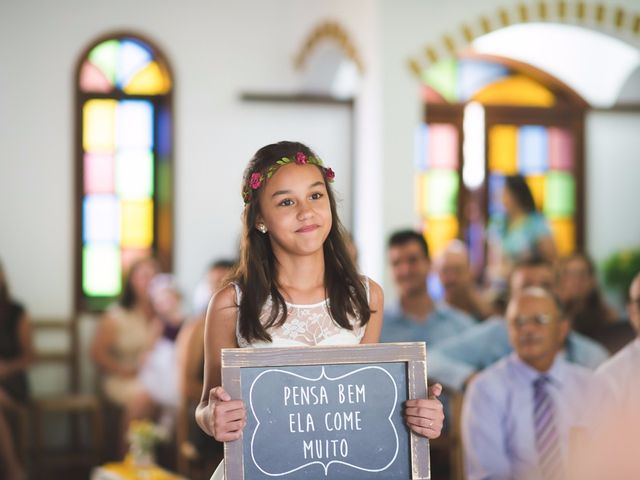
[602,247,640,298]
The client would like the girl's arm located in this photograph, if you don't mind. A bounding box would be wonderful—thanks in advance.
[195,285,246,441]
[360,279,384,344]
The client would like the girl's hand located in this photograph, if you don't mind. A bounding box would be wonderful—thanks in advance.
[207,386,246,442]
[404,383,444,439]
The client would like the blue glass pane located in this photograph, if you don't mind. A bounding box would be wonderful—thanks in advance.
[157,105,172,157]
[518,125,548,174]
[457,60,510,102]
[117,39,152,89]
[83,194,119,243]
[414,123,428,171]
[117,100,154,150]
[488,174,506,216]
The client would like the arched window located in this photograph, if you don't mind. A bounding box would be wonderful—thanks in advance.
[75,33,173,311]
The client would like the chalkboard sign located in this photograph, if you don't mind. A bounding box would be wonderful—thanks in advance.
[221,342,430,480]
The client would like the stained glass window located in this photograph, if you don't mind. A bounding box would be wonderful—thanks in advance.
[418,57,583,264]
[77,35,173,310]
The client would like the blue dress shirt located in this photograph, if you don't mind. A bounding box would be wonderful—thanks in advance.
[462,353,603,480]
[380,301,476,345]
[429,316,609,391]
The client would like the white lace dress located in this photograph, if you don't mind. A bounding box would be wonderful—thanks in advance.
[210,281,369,479]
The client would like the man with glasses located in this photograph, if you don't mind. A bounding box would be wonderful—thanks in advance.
[461,287,603,480]
[428,258,609,392]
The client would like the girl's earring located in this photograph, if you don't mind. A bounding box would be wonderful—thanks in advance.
[257,224,268,234]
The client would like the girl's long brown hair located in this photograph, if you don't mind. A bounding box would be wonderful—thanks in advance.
[233,141,370,343]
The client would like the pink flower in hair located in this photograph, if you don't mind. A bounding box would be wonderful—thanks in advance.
[249,172,263,189]
[295,152,307,165]
[324,167,335,182]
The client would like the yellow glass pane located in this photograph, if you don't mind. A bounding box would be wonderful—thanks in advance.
[124,61,171,94]
[417,174,429,218]
[549,218,575,256]
[526,175,545,211]
[121,199,154,248]
[424,215,459,257]
[83,99,117,152]
[489,125,518,174]
[473,75,555,107]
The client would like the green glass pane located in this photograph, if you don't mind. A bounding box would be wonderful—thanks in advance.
[426,170,459,215]
[424,58,458,103]
[544,171,575,217]
[89,40,119,85]
[83,245,121,296]
[157,159,171,204]
[116,150,154,199]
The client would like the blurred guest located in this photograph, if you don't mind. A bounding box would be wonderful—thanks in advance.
[429,258,609,392]
[437,239,494,321]
[191,259,236,316]
[91,257,161,447]
[583,272,640,479]
[487,174,556,291]
[462,287,604,480]
[175,259,235,465]
[380,230,475,346]
[555,252,619,338]
[139,273,185,412]
[0,261,34,480]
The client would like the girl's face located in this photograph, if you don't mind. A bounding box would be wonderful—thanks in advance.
[256,163,332,257]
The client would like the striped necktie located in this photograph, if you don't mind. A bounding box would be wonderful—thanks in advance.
[533,375,564,480]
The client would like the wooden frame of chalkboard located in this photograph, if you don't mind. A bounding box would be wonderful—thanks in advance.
[221,342,430,479]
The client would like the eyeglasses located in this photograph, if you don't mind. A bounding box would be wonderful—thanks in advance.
[510,314,554,327]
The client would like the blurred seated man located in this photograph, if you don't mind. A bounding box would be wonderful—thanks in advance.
[429,258,609,392]
[462,287,604,480]
[380,230,475,346]
[437,239,494,321]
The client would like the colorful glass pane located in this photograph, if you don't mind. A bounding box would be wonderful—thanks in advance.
[83,245,121,296]
[473,75,555,107]
[88,40,119,85]
[83,99,116,153]
[428,124,458,169]
[549,218,576,256]
[426,170,459,215]
[414,123,428,171]
[117,39,152,89]
[544,172,576,217]
[79,61,112,93]
[124,61,170,94]
[457,60,510,101]
[417,173,429,217]
[424,58,457,103]
[489,125,518,174]
[83,195,119,243]
[121,199,153,247]
[157,106,172,157]
[116,150,154,199]
[548,127,575,170]
[525,174,546,211]
[84,153,115,194]
[488,174,506,216]
[518,126,548,174]
[117,100,154,150]
[157,160,171,205]
[425,215,459,256]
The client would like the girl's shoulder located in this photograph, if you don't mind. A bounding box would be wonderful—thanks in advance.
[208,283,239,312]
[364,276,383,307]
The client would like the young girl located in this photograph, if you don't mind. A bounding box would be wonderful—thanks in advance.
[195,141,444,478]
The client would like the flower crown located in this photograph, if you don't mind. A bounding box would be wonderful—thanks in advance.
[242,151,335,204]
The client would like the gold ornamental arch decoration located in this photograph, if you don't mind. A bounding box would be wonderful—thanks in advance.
[408,1,640,78]
[294,20,365,74]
